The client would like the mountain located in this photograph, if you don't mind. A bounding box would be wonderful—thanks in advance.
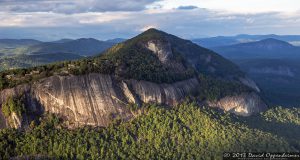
[0,29,299,159]
[98,28,246,81]
[0,28,264,128]
[235,34,300,45]
[212,38,300,59]
[25,38,114,56]
[231,38,294,50]
[193,34,300,48]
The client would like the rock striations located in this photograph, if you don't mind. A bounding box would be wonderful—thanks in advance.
[0,29,267,129]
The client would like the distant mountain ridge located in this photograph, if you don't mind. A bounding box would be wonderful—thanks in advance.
[209,38,300,107]
[0,39,42,48]
[212,38,300,59]
[51,39,73,43]
[25,38,114,56]
[229,38,294,49]
[0,53,83,71]
[193,34,300,48]
[0,38,117,70]
[0,37,124,57]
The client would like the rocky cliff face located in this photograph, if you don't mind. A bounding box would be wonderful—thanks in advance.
[146,40,172,63]
[34,74,131,127]
[0,73,266,129]
[207,92,267,116]
[0,85,32,128]
[144,39,187,72]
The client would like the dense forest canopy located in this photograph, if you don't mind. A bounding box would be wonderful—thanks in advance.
[0,103,299,159]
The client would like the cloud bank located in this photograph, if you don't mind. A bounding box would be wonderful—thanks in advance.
[0,0,161,13]
[0,0,300,40]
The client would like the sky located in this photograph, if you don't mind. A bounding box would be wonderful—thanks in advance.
[0,0,300,41]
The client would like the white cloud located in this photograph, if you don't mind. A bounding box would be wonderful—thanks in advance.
[0,0,161,13]
[156,0,300,13]
[1,1,300,40]
[0,12,131,27]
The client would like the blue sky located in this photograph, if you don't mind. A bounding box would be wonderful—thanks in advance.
[0,0,300,40]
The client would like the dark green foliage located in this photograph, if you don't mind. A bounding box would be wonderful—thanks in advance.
[1,96,25,117]
[198,74,252,100]
[240,106,300,151]
[1,101,11,117]
[0,103,297,159]
[127,103,140,111]
[261,106,300,125]
[0,62,64,90]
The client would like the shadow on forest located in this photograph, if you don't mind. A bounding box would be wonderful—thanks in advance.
[240,115,300,151]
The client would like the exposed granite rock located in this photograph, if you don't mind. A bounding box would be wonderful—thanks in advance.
[0,85,32,129]
[34,74,132,127]
[0,85,30,104]
[128,78,199,106]
[144,39,186,72]
[0,73,266,129]
[207,92,267,116]
[120,81,141,105]
[0,111,22,129]
[146,40,172,63]
[0,74,202,128]
[9,112,22,128]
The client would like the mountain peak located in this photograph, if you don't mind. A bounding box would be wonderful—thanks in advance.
[231,38,294,50]
[260,38,291,44]
[254,38,294,49]
[213,37,299,59]
[75,38,100,42]
[143,28,163,34]
[99,29,245,84]
[133,28,170,41]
